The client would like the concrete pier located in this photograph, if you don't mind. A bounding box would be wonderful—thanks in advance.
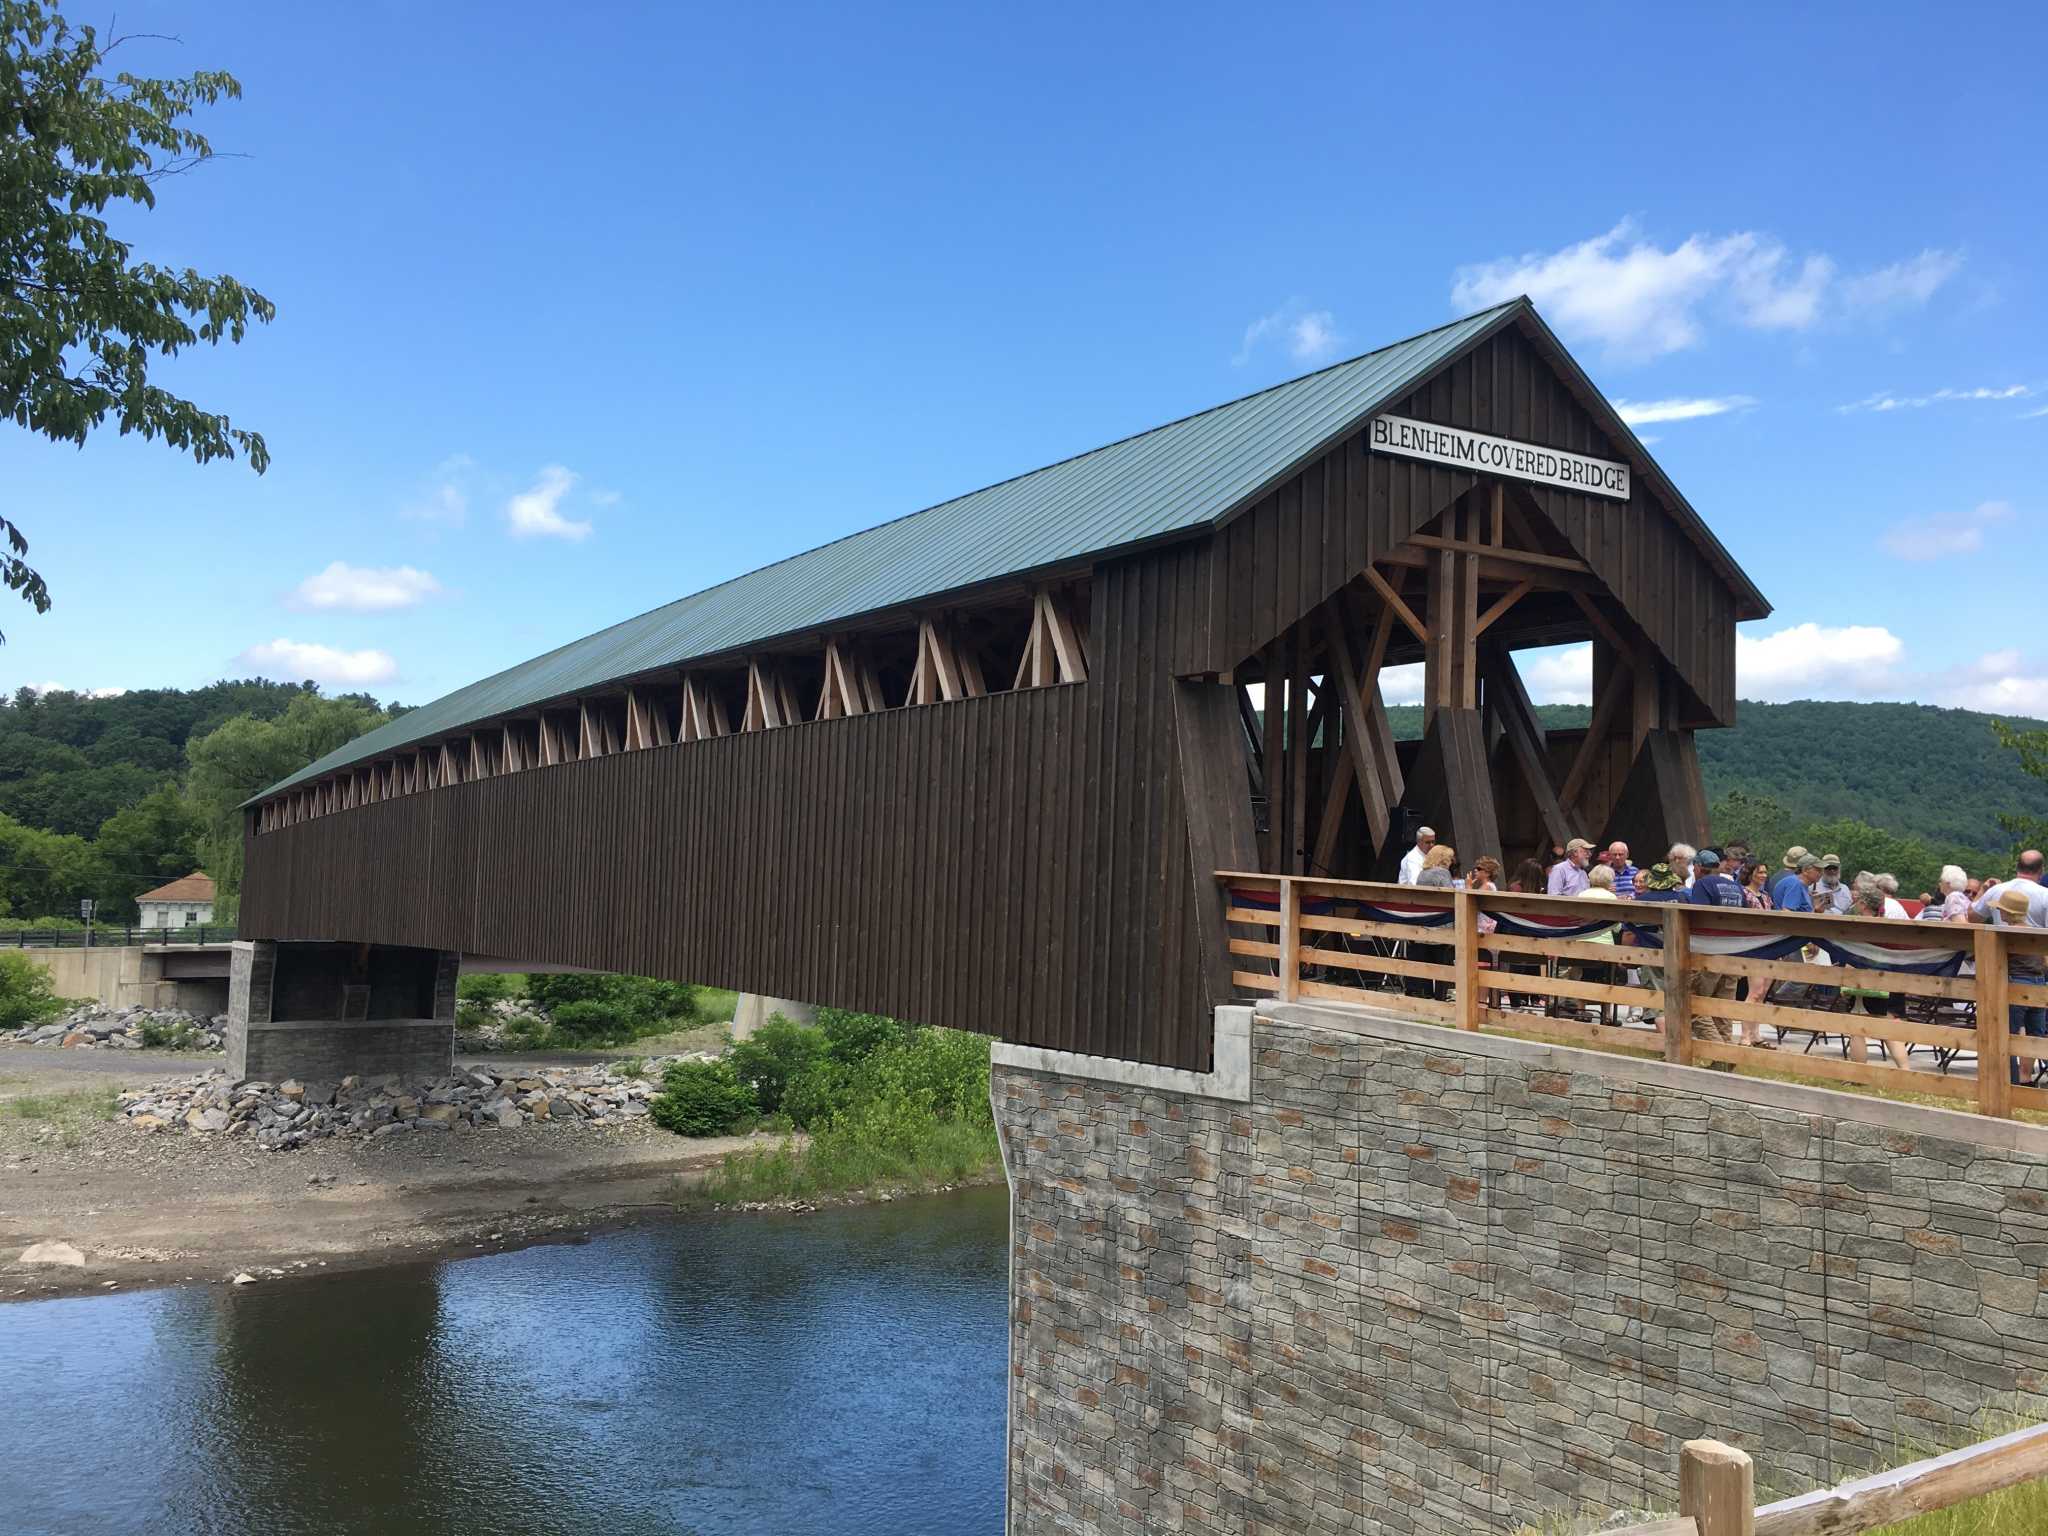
[227,940,458,1083]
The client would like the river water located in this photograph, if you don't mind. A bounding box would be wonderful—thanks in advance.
[0,1186,1011,1535]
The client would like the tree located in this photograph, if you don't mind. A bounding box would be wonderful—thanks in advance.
[94,783,201,919]
[0,808,105,916]
[184,693,388,904]
[1993,721,2048,855]
[0,1,273,639]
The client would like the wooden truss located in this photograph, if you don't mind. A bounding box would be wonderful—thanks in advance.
[1013,588,1087,689]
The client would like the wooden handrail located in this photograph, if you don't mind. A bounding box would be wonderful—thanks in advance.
[1215,868,2038,1122]
[1753,1421,2048,1535]
[1589,1424,2048,1536]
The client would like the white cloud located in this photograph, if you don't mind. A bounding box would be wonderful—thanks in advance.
[1735,622,1904,699]
[2025,403,2048,420]
[1840,249,1965,311]
[233,639,398,687]
[24,682,126,698]
[1880,500,2014,561]
[289,561,442,612]
[504,465,593,541]
[1379,663,1424,706]
[1613,395,1757,426]
[1235,300,1340,366]
[1451,220,1959,361]
[1840,384,2031,413]
[1519,644,1594,705]
[403,453,475,525]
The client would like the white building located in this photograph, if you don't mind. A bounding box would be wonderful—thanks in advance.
[135,872,216,930]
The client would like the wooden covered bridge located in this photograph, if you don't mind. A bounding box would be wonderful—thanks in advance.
[239,297,1768,1073]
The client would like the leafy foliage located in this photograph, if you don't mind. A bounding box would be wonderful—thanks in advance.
[1992,721,2048,855]
[700,1023,999,1201]
[0,1,274,639]
[729,1015,830,1117]
[524,972,698,1041]
[185,692,392,904]
[91,785,202,919]
[0,948,61,1025]
[649,1058,756,1138]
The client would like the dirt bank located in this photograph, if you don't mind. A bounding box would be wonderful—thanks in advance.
[0,1044,785,1301]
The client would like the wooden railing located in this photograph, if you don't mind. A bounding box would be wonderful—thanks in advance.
[1605,1425,2048,1535]
[1218,872,2048,1121]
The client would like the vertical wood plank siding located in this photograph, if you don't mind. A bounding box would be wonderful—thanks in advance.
[242,551,1211,1070]
[1172,325,1738,725]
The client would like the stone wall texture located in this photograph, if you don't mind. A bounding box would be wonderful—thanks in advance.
[995,1005,2048,1535]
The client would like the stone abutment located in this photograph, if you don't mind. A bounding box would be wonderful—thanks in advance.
[993,1003,2048,1534]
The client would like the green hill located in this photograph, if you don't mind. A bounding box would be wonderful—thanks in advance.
[1385,698,2048,858]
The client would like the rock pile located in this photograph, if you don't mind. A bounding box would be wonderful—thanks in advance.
[7,1003,225,1052]
[452,998,551,1053]
[115,1058,707,1151]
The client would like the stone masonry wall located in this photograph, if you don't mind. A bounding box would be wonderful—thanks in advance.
[995,1004,2048,1535]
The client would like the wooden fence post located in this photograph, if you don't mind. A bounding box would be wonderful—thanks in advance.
[1663,906,1692,1065]
[1276,876,1299,1003]
[1455,889,1480,1030]
[1680,1439,1754,1536]
[1977,924,2011,1120]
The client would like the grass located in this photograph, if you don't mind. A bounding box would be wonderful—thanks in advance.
[2,1087,119,1146]
[593,1020,730,1059]
[1515,1415,2048,1536]
[697,1118,1002,1205]
[696,987,739,1024]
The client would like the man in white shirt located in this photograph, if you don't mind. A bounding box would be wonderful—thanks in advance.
[1397,826,1436,886]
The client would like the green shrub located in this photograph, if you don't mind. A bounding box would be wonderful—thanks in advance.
[528,973,698,1040]
[650,1058,757,1137]
[729,1015,829,1115]
[818,1007,909,1063]
[548,999,628,1039]
[699,1026,1001,1200]
[138,1016,205,1050]
[456,971,521,1005]
[781,1056,853,1130]
[0,951,62,1028]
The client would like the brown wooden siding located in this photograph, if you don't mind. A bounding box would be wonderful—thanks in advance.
[1171,322,1739,726]
[242,549,1214,1070]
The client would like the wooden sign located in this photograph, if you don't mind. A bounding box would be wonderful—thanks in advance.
[1369,414,1630,501]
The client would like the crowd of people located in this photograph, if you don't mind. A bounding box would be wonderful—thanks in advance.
[1387,824,2048,1083]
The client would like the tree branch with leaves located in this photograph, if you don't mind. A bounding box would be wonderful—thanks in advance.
[0,0,273,639]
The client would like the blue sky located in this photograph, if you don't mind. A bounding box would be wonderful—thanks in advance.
[6,2,2044,714]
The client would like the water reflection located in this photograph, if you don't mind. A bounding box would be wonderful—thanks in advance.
[0,1187,1010,1536]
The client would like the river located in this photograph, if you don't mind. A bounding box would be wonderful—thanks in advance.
[0,1185,1011,1535]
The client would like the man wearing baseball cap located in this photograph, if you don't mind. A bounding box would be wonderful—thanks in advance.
[1547,837,1593,897]
[1770,852,1822,913]
[1813,853,1852,915]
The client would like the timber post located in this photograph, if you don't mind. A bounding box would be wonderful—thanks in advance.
[1454,889,1480,1030]
[1275,877,1299,1003]
[1679,1439,1754,1536]
[1663,906,1692,1066]
[1976,925,2011,1119]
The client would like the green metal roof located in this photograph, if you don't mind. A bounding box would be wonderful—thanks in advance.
[260,299,1543,799]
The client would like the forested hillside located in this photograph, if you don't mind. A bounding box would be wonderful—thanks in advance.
[1383,698,2048,888]
[0,682,403,922]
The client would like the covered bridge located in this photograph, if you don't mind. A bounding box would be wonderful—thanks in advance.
[240,298,1768,1071]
